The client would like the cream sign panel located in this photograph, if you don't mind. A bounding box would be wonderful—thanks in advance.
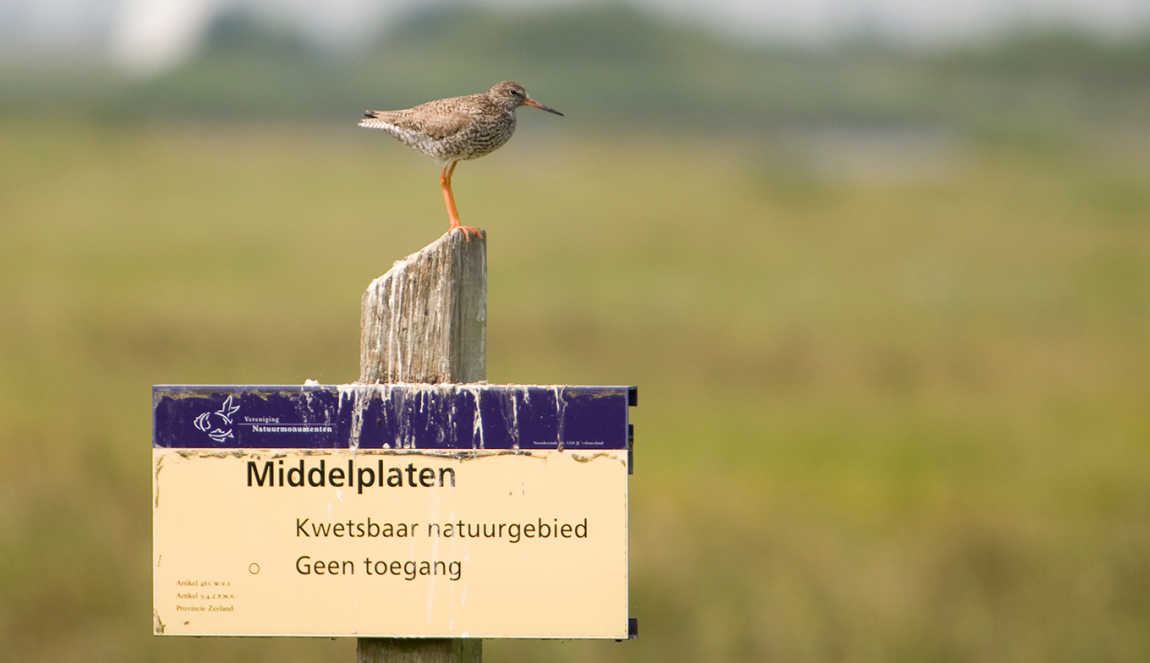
[151,385,635,639]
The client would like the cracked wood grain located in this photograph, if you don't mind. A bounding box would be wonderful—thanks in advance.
[359,230,486,385]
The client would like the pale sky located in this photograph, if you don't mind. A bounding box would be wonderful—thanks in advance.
[2,0,1149,75]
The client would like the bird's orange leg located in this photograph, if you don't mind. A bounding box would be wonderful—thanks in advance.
[440,162,481,240]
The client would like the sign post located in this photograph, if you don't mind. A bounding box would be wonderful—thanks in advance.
[152,231,636,660]
[152,384,635,638]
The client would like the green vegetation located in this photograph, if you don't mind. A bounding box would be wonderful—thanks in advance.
[1,111,1148,661]
[4,5,1150,133]
[1,4,1149,661]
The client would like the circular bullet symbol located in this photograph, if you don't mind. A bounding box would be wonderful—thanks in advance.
[249,563,260,574]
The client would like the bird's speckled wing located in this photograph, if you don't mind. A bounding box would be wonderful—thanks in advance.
[360,107,471,140]
[359,91,513,163]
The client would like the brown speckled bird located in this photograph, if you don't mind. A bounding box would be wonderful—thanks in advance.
[359,81,564,239]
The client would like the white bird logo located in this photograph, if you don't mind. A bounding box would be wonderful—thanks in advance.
[193,395,241,443]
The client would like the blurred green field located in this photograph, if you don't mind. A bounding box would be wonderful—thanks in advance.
[1,117,1148,662]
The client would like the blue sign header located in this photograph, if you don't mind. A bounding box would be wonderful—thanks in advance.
[153,384,634,451]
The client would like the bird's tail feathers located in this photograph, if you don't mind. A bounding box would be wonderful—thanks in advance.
[359,111,392,130]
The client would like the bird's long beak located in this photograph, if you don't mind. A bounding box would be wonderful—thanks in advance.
[524,97,564,116]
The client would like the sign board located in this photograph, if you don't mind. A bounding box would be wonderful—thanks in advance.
[152,384,635,639]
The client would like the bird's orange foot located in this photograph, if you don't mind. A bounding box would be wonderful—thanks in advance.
[450,225,483,241]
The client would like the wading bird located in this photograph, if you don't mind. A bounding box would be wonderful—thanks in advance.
[359,81,564,239]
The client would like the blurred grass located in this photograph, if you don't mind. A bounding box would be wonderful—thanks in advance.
[1,116,1148,662]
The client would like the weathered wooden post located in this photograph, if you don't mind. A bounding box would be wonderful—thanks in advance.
[356,230,487,662]
[359,230,486,386]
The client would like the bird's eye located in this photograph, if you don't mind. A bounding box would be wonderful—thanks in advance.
[510,89,520,96]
